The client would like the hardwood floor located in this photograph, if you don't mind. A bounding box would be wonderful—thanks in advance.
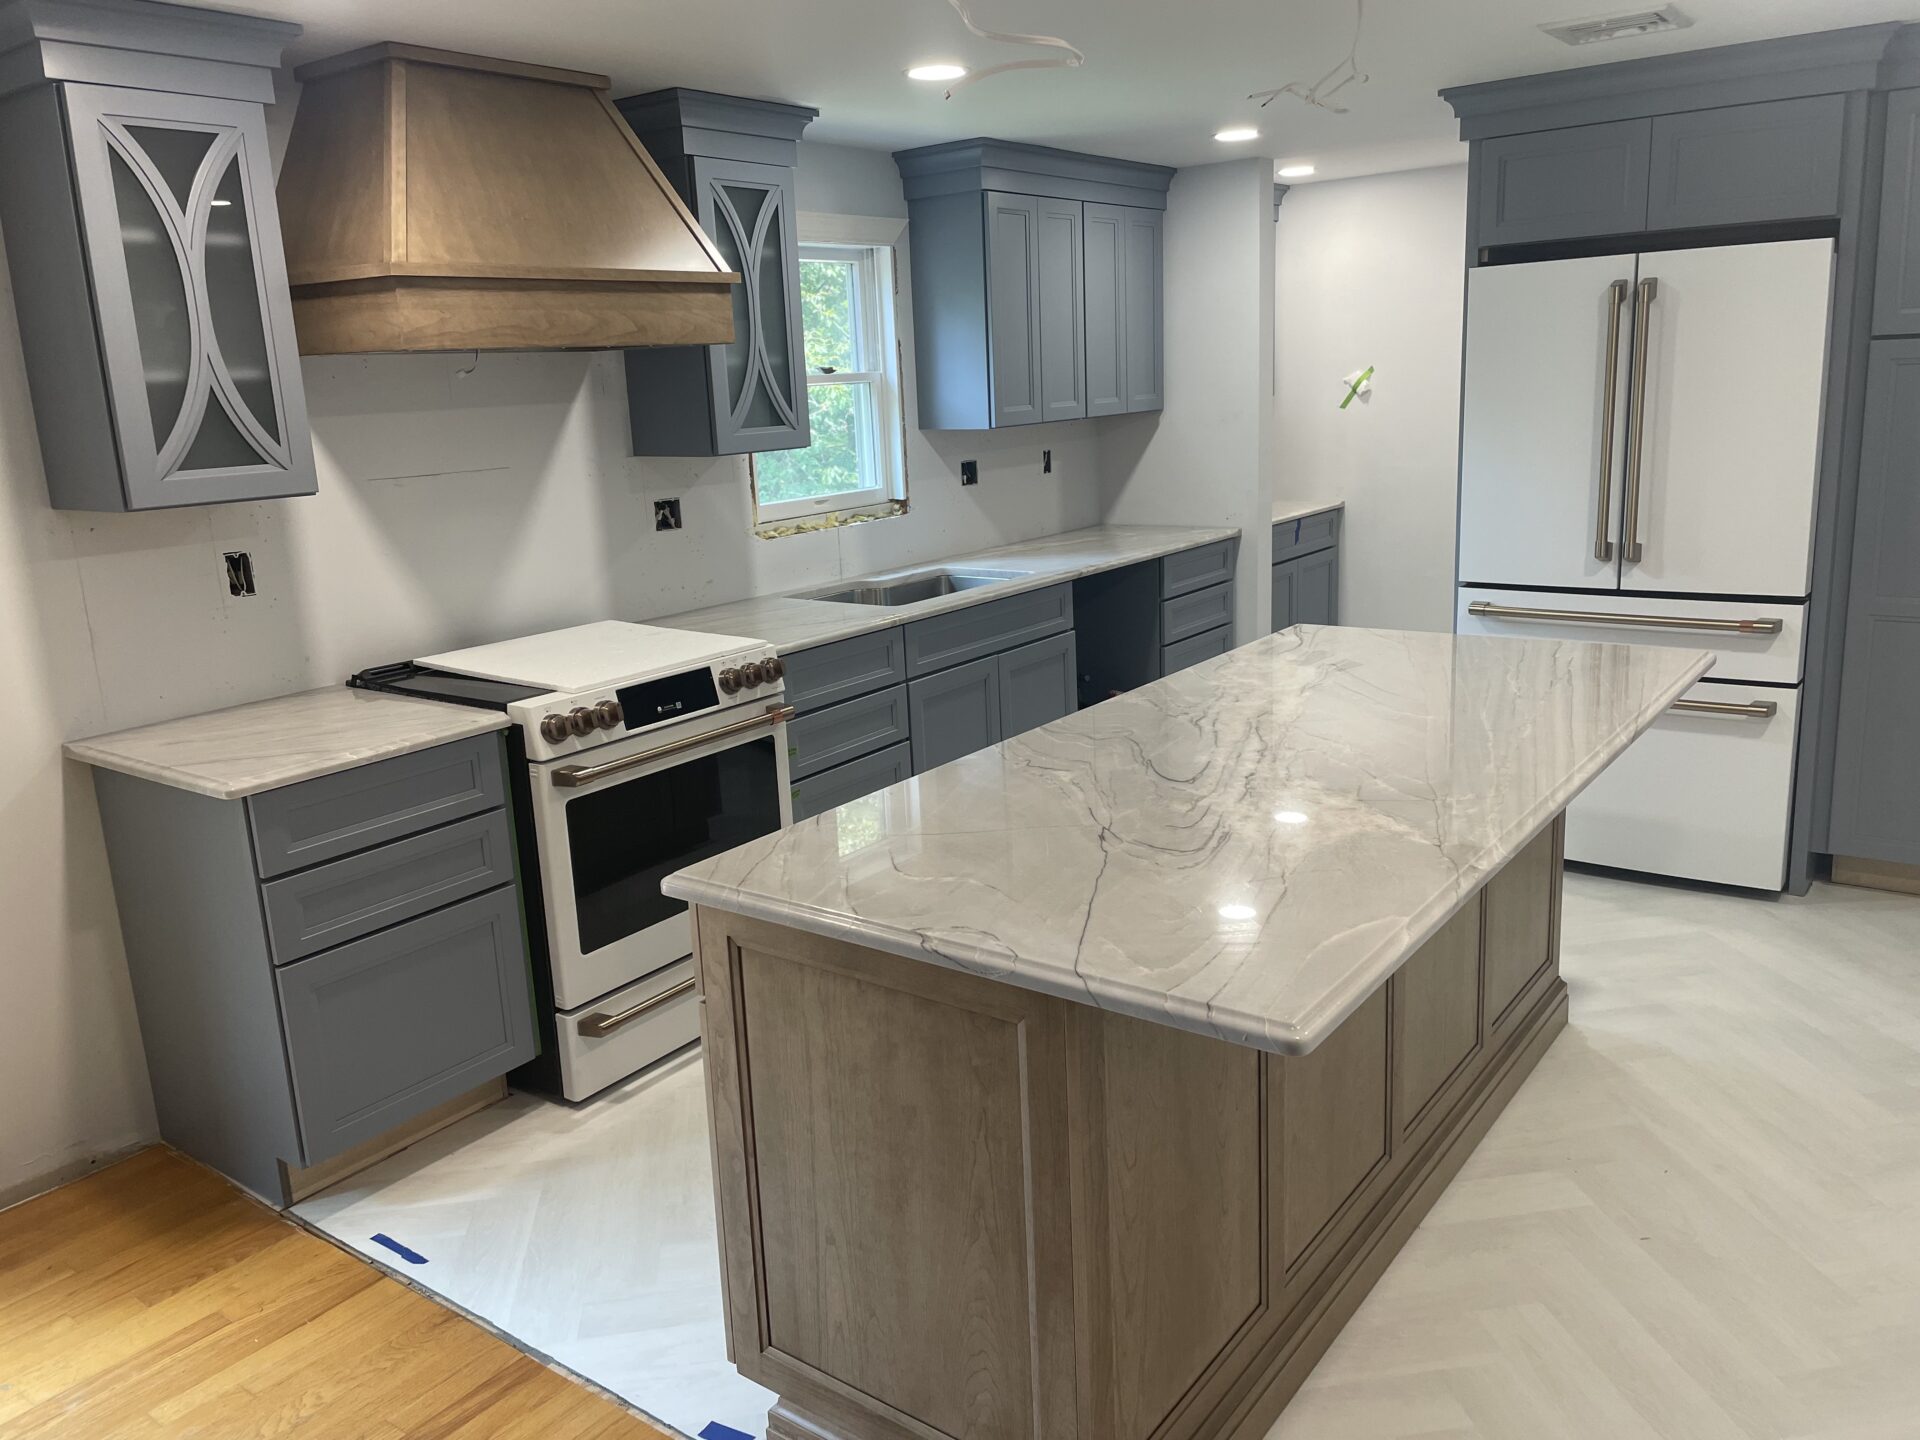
[0,1147,670,1440]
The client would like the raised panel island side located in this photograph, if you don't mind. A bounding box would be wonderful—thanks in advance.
[665,626,1711,1440]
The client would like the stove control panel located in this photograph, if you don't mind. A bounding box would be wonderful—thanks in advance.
[514,643,784,761]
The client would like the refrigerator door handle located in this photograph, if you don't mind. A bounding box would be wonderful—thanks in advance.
[1594,279,1630,564]
[1621,276,1658,565]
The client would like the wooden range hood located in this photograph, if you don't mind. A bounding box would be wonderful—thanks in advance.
[277,44,739,354]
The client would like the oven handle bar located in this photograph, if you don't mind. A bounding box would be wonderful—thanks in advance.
[1466,601,1783,636]
[550,703,795,788]
[576,976,698,1037]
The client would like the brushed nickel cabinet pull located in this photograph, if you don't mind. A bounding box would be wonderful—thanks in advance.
[1621,276,1658,565]
[1466,601,1783,635]
[551,704,795,788]
[1595,279,1630,564]
[577,977,697,1037]
[1670,698,1778,720]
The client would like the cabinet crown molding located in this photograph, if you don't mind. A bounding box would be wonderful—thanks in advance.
[0,0,298,102]
[894,137,1175,209]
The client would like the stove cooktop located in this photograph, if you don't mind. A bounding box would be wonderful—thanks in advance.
[417,620,765,694]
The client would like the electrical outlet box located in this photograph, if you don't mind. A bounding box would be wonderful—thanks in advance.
[223,551,256,597]
[1043,449,1052,475]
[961,460,978,486]
[654,498,683,531]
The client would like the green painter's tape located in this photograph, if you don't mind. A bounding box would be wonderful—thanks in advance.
[1340,365,1374,411]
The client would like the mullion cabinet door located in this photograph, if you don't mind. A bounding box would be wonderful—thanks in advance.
[694,156,810,455]
[62,84,313,509]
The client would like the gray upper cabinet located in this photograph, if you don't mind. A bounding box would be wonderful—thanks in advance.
[895,139,1172,430]
[1875,89,1920,337]
[1474,119,1652,248]
[1646,95,1847,231]
[619,90,817,457]
[0,2,315,511]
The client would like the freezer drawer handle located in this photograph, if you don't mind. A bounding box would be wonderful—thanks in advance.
[1466,601,1783,636]
[1594,279,1630,563]
[1621,276,1658,565]
[576,976,698,1037]
[1669,698,1778,720]
[550,704,795,788]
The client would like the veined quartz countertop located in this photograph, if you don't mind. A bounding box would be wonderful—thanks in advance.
[1272,498,1343,526]
[665,626,1712,1056]
[65,688,507,800]
[648,523,1239,653]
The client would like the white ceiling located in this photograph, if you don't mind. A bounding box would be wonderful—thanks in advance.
[233,0,1920,181]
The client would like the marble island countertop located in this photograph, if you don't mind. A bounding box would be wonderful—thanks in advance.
[1272,497,1343,526]
[649,523,1240,653]
[666,626,1713,1056]
[65,689,508,800]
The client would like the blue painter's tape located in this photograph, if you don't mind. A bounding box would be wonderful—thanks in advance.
[698,1424,754,1440]
[369,1233,428,1265]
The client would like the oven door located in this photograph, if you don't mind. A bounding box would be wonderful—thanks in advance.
[530,702,792,1010]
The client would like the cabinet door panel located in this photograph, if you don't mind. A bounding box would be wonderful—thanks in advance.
[1647,95,1845,231]
[1476,119,1651,247]
[1461,254,1634,589]
[909,657,1002,772]
[695,157,809,455]
[998,632,1077,740]
[1874,89,1920,338]
[1271,562,1298,633]
[1035,197,1086,422]
[1084,202,1127,417]
[986,192,1042,426]
[1294,549,1338,626]
[62,84,313,508]
[1122,206,1164,412]
[1622,240,1832,597]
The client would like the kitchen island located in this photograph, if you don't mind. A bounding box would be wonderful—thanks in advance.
[664,626,1710,1440]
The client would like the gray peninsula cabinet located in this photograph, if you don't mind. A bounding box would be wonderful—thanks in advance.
[892,139,1171,429]
[619,89,817,457]
[88,734,537,1205]
[0,0,316,510]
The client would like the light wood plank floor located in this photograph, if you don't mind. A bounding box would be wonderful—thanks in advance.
[0,1147,671,1439]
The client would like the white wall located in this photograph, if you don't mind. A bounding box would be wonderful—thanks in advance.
[0,139,1097,1203]
[1101,158,1277,640]
[1273,165,1468,632]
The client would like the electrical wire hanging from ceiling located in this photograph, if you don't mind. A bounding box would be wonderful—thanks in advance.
[934,0,1086,98]
[1249,0,1369,113]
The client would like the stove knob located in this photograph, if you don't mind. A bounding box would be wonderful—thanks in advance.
[718,667,745,695]
[539,714,573,745]
[763,655,786,681]
[567,707,596,737]
[592,699,623,730]
[739,660,766,687]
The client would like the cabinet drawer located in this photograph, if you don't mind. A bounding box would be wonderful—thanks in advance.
[1160,539,1237,598]
[1456,587,1807,685]
[788,684,910,780]
[904,584,1072,677]
[1162,625,1232,676]
[248,734,503,879]
[791,742,913,822]
[554,959,699,1102]
[261,810,515,964]
[1161,581,1234,645]
[782,627,907,712]
[1566,681,1800,891]
[276,886,535,1164]
[1272,509,1340,563]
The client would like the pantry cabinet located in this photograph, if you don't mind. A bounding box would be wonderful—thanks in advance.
[1875,88,1920,337]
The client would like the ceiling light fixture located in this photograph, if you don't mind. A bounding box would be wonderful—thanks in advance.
[1277,164,1315,179]
[1215,126,1260,143]
[907,62,969,82]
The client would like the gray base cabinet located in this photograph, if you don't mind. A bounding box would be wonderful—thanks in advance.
[910,654,1001,772]
[1074,538,1240,703]
[1272,508,1342,633]
[90,735,536,1205]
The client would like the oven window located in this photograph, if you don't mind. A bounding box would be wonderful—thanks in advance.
[565,735,783,954]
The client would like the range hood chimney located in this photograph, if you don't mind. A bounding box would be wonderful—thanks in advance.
[277,44,739,354]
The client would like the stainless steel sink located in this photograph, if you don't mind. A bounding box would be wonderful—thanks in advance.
[799,567,1029,607]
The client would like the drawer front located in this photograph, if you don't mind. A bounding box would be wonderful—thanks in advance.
[1271,508,1340,564]
[249,734,504,878]
[1566,681,1800,891]
[261,810,515,964]
[1162,624,1232,676]
[1160,539,1237,598]
[904,583,1072,677]
[791,742,913,822]
[1455,588,1808,685]
[788,684,910,780]
[1161,581,1235,644]
[276,886,535,1164]
[782,627,907,712]
[554,959,699,1102]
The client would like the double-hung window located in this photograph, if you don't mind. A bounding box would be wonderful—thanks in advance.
[751,242,907,525]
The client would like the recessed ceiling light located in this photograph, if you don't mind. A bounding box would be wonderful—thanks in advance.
[1277,164,1315,179]
[907,62,969,82]
[1214,126,1260,143]
[1218,902,1258,921]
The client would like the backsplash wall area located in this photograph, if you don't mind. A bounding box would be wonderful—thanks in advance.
[0,139,1101,1203]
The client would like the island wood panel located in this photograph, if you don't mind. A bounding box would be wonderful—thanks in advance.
[1276,988,1391,1276]
[1484,822,1564,1033]
[1392,896,1487,1141]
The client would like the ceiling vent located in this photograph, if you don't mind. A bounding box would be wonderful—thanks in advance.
[1540,6,1692,46]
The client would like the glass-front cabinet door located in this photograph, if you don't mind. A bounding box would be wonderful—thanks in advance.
[693,156,810,455]
[63,84,314,508]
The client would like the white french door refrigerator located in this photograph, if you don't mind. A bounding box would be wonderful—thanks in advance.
[1455,238,1833,890]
